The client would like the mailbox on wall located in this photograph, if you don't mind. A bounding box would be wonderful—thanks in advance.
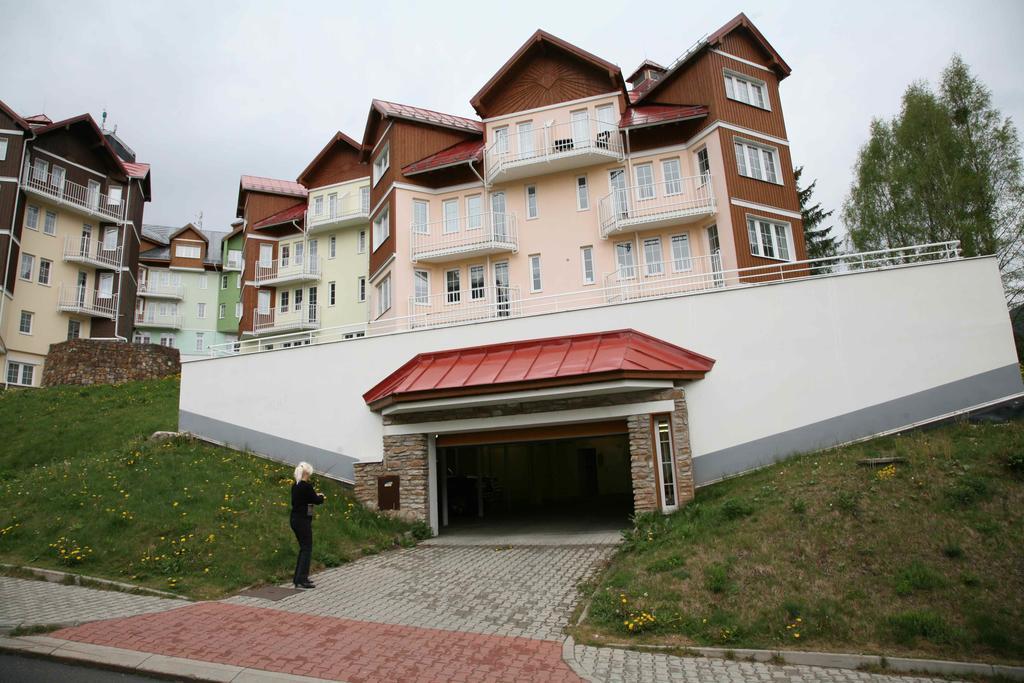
[377,475,400,510]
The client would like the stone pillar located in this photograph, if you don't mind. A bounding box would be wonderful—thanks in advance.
[353,433,430,523]
[627,414,658,513]
[671,388,695,504]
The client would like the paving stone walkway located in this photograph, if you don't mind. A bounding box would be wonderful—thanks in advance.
[0,576,184,631]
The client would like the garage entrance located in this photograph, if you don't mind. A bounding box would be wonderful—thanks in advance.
[435,423,633,537]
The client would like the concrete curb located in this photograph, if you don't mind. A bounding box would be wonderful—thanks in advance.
[1,563,190,601]
[561,635,599,683]
[597,641,1024,680]
[0,635,333,682]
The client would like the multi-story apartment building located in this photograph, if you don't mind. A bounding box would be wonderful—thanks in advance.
[0,100,151,386]
[362,16,802,330]
[216,224,244,339]
[135,224,238,357]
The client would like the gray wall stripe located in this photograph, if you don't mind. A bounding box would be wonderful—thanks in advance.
[693,363,1024,486]
[179,410,359,483]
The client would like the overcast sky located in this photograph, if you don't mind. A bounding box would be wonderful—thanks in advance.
[2,0,1022,238]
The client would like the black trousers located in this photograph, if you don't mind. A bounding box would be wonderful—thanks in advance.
[290,514,313,584]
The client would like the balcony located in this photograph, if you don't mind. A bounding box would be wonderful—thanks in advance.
[307,191,370,233]
[63,236,122,270]
[410,212,518,263]
[22,158,126,223]
[598,175,717,238]
[223,254,244,271]
[135,309,183,329]
[408,285,522,328]
[137,282,184,300]
[57,285,118,320]
[253,256,322,287]
[603,253,726,302]
[250,305,322,336]
[484,119,622,184]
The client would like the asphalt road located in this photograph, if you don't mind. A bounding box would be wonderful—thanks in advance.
[0,653,171,682]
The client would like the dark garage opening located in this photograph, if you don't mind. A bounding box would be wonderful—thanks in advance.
[437,432,633,532]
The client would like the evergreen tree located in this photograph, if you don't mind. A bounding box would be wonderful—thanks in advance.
[795,166,840,267]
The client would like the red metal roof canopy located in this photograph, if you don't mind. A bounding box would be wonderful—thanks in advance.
[403,139,484,176]
[252,201,306,230]
[364,329,714,410]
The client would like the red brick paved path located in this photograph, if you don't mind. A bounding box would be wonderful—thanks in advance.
[53,602,582,682]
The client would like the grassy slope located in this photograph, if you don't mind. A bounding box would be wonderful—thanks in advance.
[578,421,1024,664]
[0,378,412,599]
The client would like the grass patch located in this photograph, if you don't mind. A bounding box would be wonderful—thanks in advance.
[0,379,412,599]
[8,623,64,637]
[579,420,1024,664]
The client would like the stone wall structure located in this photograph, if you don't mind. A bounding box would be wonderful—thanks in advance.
[42,340,180,387]
[354,385,695,524]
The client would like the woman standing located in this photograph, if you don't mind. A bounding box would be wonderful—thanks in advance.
[290,462,325,589]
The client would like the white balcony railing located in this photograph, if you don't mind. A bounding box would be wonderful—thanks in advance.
[410,212,518,263]
[251,305,322,335]
[57,285,118,319]
[307,190,371,232]
[207,242,962,357]
[485,118,622,182]
[134,309,183,329]
[603,254,725,302]
[224,254,244,271]
[409,286,522,328]
[253,256,322,286]
[599,175,717,237]
[137,282,184,299]
[22,158,126,222]
[63,235,122,270]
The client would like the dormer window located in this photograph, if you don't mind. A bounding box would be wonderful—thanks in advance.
[373,141,390,185]
[724,70,770,110]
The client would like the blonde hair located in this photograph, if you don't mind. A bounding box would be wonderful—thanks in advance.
[294,461,314,484]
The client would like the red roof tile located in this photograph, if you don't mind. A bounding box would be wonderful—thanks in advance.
[252,201,306,230]
[619,104,708,129]
[122,161,150,178]
[364,329,714,409]
[402,140,484,175]
[373,99,483,134]
[240,175,308,198]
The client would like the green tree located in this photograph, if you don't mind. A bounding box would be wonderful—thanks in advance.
[842,55,1024,303]
[795,166,839,265]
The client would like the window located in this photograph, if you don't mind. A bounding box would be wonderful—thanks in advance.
[747,217,792,261]
[98,273,113,298]
[445,269,461,304]
[314,196,324,216]
[493,126,509,155]
[516,121,534,157]
[581,246,595,285]
[102,226,118,250]
[235,302,242,318]
[199,274,208,289]
[529,254,542,292]
[329,235,336,259]
[635,163,655,200]
[360,186,370,214]
[644,237,664,276]
[218,303,226,319]
[227,249,242,268]
[734,139,780,183]
[466,195,482,229]
[37,258,51,285]
[197,303,206,319]
[280,290,289,313]
[357,230,367,254]
[654,416,678,510]
[195,333,205,352]
[443,199,458,234]
[413,270,429,305]
[615,241,636,279]
[236,273,241,288]
[221,274,228,289]
[175,244,201,259]
[0,137,7,161]
[671,234,692,272]
[259,243,272,266]
[373,141,390,185]
[50,165,65,189]
[258,290,271,314]
[470,265,485,300]
[357,276,366,302]
[376,275,391,316]
[411,197,428,235]
[25,205,39,230]
[724,70,769,110]
[19,253,33,281]
[696,148,711,184]
[571,109,589,144]
[372,206,390,250]
[576,176,590,211]
[161,335,176,348]
[525,185,538,219]
[328,281,336,306]
[293,288,303,311]
[294,241,304,265]
[67,319,81,340]
[19,310,33,334]
[32,158,48,182]
[6,361,34,387]
[662,158,682,196]
[491,192,508,238]
[43,211,57,236]
[107,185,123,206]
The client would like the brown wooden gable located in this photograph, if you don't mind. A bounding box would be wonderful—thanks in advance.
[298,132,366,188]
[169,224,208,268]
[31,117,127,180]
[471,30,625,118]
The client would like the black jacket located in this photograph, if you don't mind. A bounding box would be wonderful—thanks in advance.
[291,480,325,517]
